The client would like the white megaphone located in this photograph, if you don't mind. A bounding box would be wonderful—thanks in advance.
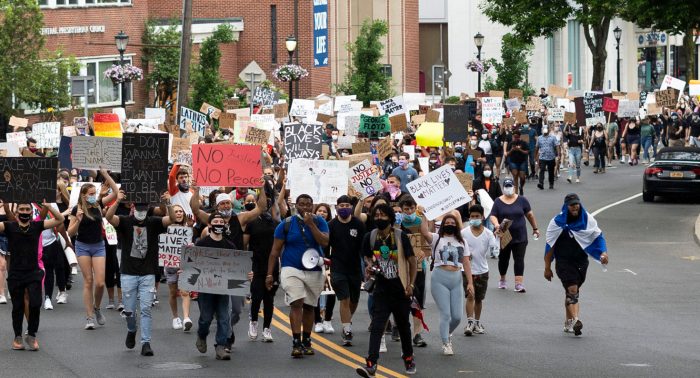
[302,248,326,270]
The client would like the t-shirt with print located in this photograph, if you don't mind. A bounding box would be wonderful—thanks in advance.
[328,217,366,276]
[461,227,498,275]
[274,215,329,271]
[429,233,469,269]
[116,216,166,276]
[361,230,414,295]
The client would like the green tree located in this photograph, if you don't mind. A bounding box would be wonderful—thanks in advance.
[142,20,181,108]
[482,0,622,91]
[483,33,534,96]
[335,19,394,105]
[190,24,234,110]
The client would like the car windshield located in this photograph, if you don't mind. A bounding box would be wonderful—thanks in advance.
[657,151,700,161]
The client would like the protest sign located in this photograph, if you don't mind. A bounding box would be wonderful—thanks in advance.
[580,92,605,126]
[192,144,262,187]
[171,137,190,154]
[348,159,382,198]
[352,142,371,154]
[481,97,504,124]
[426,109,441,123]
[244,127,271,146]
[406,165,471,220]
[158,226,194,268]
[548,108,565,122]
[219,112,236,129]
[402,93,426,110]
[564,112,577,124]
[179,245,252,296]
[526,96,541,111]
[199,102,222,119]
[289,99,316,117]
[456,172,473,192]
[121,133,169,204]
[127,118,161,130]
[273,103,289,119]
[334,95,357,112]
[403,145,415,160]
[337,135,355,150]
[548,85,568,98]
[359,114,390,134]
[489,90,505,98]
[379,96,405,116]
[617,100,640,118]
[9,116,28,129]
[6,132,27,148]
[502,118,515,129]
[288,158,349,204]
[443,104,470,142]
[94,113,122,138]
[646,102,662,116]
[655,89,677,107]
[474,92,489,98]
[252,87,279,107]
[505,98,521,111]
[390,114,407,133]
[145,108,166,124]
[62,126,77,137]
[0,157,57,203]
[660,75,686,99]
[341,115,361,136]
[233,120,256,144]
[508,89,523,99]
[690,80,700,96]
[71,136,122,172]
[602,97,619,113]
[223,97,240,110]
[180,107,207,136]
[283,123,322,161]
[377,136,393,160]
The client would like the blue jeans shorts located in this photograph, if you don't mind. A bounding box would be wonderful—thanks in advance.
[75,240,106,258]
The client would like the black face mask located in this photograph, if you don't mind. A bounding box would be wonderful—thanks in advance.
[244,203,256,212]
[211,225,225,235]
[442,225,458,235]
[17,213,32,223]
[374,219,391,230]
[178,183,190,193]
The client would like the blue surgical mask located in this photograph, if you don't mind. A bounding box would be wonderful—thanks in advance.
[394,213,404,225]
[86,195,97,205]
[469,219,482,228]
[403,213,417,223]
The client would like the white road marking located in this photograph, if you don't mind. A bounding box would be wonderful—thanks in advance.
[621,363,651,367]
[617,269,637,275]
[591,193,643,216]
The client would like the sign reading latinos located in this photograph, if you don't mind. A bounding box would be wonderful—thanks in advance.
[179,245,253,296]
[252,87,279,107]
[31,122,61,149]
[359,114,390,134]
[180,106,207,136]
[313,0,329,67]
[284,123,322,161]
[120,133,169,205]
[158,226,194,268]
[0,157,58,203]
[71,136,122,172]
[406,165,471,220]
[192,144,262,187]
[379,96,406,116]
[93,113,122,138]
[443,104,470,142]
[348,159,382,199]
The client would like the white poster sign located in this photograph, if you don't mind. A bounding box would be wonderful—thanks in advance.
[288,158,349,204]
[178,246,252,296]
[348,159,382,198]
[406,165,471,220]
[32,122,61,148]
[289,99,316,117]
[158,226,194,268]
[481,97,504,124]
[145,107,166,124]
[379,96,406,116]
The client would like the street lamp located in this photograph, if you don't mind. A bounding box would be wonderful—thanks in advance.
[614,26,622,92]
[286,35,297,110]
[474,32,484,92]
[115,30,129,109]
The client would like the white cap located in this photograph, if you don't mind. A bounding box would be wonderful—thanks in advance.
[216,193,232,206]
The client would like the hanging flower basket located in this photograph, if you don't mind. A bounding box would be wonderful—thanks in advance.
[104,64,144,84]
[272,64,309,82]
[465,59,491,73]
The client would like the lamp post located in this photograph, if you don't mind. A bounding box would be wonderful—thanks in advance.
[474,32,484,92]
[286,35,297,110]
[115,30,129,110]
[614,26,622,92]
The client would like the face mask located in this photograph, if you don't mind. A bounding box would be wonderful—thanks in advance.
[28,147,38,153]
[17,213,32,223]
[219,209,232,218]
[86,195,97,205]
[455,153,463,159]
[244,203,256,212]
[483,170,492,178]
[374,219,390,230]
[399,160,407,167]
[394,213,404,225]
[482,134,488,140]
[522,125,529,130]
[429,159,437,164]
[403,213,417,223]
[211,225,225,235]
[337,207,352,219]
[332,135,338,141]
[442,225,458,235]
[469,219,482,228]
[134,210,148,222]
[450,166,456,172]
[178,183,190,193]
[503,187,515,196]
[470,140,478,148]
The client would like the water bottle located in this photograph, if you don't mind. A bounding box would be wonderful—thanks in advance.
[533,232,539,241]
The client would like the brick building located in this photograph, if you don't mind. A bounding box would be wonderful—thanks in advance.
[34,0,419,118]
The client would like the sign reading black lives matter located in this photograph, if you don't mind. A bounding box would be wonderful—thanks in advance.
[178,245,253,296]
[0,157,58,203]
[284,123,322,162]
[406,165,471,220]
[121,133,169,205]
[71,136,122,172]
[159,226,194,268]
[443,104,471,142]
[251,87,280,107]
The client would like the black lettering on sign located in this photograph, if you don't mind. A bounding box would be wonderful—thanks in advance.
[252,87,280,107]
[0,157,58,203]
[443,104,472,142]
[582,92,604,126]
[121,133,169,205]
[283,123,323,163]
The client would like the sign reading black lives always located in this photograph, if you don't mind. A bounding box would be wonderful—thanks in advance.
[443,104,472,142]
[0,157,58,203]
[252,87,280,107]
[284,123,322,162]
[121,133,169,205]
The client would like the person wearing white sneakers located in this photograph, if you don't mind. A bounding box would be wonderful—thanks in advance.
[563,123,583,184]
[162,204,194,332]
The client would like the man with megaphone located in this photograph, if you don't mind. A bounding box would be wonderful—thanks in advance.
[266,194,330,358]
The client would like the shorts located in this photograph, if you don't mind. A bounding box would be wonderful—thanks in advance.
[626,135,640,146]
[508,161,528,173]
[280,267,325,306]
[555,260,588,289]
[165,267,179,285]
[467,272,489,301]
[75,240,106,258]
[330,271,362,303]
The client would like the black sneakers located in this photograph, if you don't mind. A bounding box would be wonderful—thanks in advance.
[391,326,400,341]
[141,342,154,356]
[573,319,583,336]
[125,331,136,349]
[302,338,315,355]
[412,334,427,347]
[356,360,377,377]
[291,340,304,358]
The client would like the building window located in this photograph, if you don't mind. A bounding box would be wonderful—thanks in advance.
[637,47,666,91]
[271,5,277,64]
[40,0,130,8]
[81,56,133,106]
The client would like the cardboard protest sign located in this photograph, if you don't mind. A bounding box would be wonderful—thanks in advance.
[120,133,169,204]
[474,92,489,98]
[390,114,407,133]
[348,159,382,198]
[288,158,349,204]
[646,102,662,116]
[377,136,393,160]
[426,109,441,123]
[252,87,279,107]
[232,120,256,143]
[489,90,505,98]
[359,114,390,134]
[505,98,521,111]
[223,97,240,110]
[548,85,567,98]
[502,117,515,129]
[62,126,77,137]
[179,245,252,296]
[617,100,639,118]
[244,127,271,146]
[158,226,194,268]
[284,123,322,161]
[481,97,504,124]
[219,112,236,129]
[526,97,541,111]
[0,157,57,203]
[602,97,619,113]
[199,103,222,119]
[564,112,577,124]
[192,144,262,187]
[71,136,122,172]
[94,113,122,138]
[9,116,28,129]
[171,137,190,154]
[273,103,289,119]
[7,132,27,148]
[456,172,473,192]
[352,142,371,154]
[289,99,316,117]
[406,165,471,220]
[689,80,700,96]
[341,152,372,167]
[443,104,470,142]
[379,96,406,116]
[411,114,426,126]
[548,108,565,122]
[180,107,207,136]
[655,89,677,107]
[508,89,523,99]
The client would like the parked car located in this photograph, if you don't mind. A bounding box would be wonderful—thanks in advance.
[642,147,700,202]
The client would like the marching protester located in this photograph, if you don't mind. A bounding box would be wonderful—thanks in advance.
[161,204,194,332]
[398,198,428,348]
[313,203,336,334]
[589,123,608,173]
[536,124,561,190]
[544,194,609,336]
[564,123,584,183]
[506,130,530,195]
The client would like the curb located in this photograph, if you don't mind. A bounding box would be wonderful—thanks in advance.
[695,213,700,248]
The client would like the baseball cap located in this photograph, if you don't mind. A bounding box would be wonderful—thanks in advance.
[564,193,581,206]
[503,178,515,187]
[216,193,232,206]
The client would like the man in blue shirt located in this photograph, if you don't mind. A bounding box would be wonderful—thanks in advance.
[266,194,329,358]
[536,125,561,190]
[391,152,418,193]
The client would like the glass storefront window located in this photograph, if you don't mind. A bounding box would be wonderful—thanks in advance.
[637,46,666,92]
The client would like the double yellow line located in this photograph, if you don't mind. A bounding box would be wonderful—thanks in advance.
[271,307,407,378]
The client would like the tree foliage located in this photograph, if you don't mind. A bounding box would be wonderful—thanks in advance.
[190,24,234,110]
[142,20,181,107]
[335,19,394,105]
[483,33,534,96]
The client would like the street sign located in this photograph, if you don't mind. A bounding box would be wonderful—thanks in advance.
[238,61,266,88]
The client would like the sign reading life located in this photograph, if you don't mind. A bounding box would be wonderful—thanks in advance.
[192,144,263,187]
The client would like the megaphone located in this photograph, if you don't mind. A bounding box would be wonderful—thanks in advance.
[301,248,328,270]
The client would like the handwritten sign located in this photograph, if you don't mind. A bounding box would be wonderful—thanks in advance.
[199,102,222,119]
[548,85,567,98]
[158,226,194,268]
[655,89,677,107]
[71,136,122,172]
[406,165,471,220]
[288,158,349,204]
[617,100,640,118]
[289,99,316,117]
[564,112,577,124]
[379,96,406,116]
[602,97,619,113]
[377,136,393,160]
[526,96,541,111]
[426,109,441,122]
[252,87,279,107]
[581,92,605,126]
[284,123,322,162]
[192,144,262,187]
[0,157,58,203]
[180,106,207,136]
[389,114,406,133]
[505,98,521,111]
[660,75,686,99]
[179,245,252,296]
[121,133,169,204]
[548,108,565,122]
[273,103,289,119]
[6,132,27,148]
[481,97,504,125]
[219,112,236,129]
[508,89,523,99]
[359,114,390,134]
[348,159,382,198]
[443,104,470,142]
[352,142,371,154]
[244,126,271,146]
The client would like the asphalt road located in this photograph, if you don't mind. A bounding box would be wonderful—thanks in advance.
[2,161,699,378]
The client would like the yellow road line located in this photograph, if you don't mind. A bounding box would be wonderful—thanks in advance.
[273,307,407,378]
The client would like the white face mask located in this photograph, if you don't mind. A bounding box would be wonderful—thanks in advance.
[503,187,515,196]
[483,170,492,178]
[470,140,478,148]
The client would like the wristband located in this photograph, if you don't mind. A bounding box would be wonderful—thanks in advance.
[266,274,273,278]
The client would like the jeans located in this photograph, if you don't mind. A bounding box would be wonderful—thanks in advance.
[198,293,231,347]
[568,147,582,178]
[430,268,464,343]
[538,159,556,186]
[641,136,653,161]
[121,274,155,345]
[690,136,700,148]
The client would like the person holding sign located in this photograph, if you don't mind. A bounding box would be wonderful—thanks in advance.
[67,169,119,331]
[105,190,176,356]
[160,204,194,333]
[2,201,65,351]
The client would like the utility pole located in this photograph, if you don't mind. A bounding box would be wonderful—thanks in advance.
[176,0,193,127]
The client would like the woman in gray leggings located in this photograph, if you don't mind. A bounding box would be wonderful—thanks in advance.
[419,213,473,356]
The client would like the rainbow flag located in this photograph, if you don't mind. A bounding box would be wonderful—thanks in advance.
[94,113,122,138]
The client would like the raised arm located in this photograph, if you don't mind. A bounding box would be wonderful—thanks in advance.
[189,184,210,224]
[238,183,268,227]
[42,201,66,229]
[100,168,119,205]
[105,190,124,227]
